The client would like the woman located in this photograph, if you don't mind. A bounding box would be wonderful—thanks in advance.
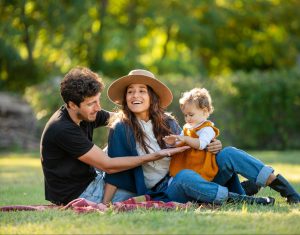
[103,69,299,205]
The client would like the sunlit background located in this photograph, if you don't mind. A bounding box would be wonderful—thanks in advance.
[1,0,300,150]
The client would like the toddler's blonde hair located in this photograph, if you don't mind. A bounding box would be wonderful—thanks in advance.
[179,88,214,114]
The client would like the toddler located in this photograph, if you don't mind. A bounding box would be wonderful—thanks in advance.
[164,88,219,181]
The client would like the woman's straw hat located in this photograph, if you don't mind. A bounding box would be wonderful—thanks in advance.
[107,69,173,108]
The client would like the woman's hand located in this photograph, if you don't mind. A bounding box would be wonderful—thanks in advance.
[207,139,222,154]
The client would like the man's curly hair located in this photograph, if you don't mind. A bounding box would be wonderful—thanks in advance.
[60,67,104,107]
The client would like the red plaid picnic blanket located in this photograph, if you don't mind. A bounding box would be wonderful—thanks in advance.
[0,195,195,213]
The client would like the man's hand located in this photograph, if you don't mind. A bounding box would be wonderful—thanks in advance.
[157,146,190,158]
[207,139,222,154]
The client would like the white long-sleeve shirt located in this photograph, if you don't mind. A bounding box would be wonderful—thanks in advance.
[181,121,216,150]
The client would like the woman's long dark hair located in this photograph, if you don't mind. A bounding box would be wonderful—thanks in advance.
[110,85,174,153]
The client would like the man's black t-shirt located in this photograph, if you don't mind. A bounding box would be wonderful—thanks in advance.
[40,106,110,205]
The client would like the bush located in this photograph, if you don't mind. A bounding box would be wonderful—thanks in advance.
[214,68,300,150]
[25,67,300,150]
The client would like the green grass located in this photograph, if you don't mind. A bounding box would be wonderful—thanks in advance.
[1,151,300,234]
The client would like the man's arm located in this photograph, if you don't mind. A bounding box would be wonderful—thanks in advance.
[79,145,190,174]
[108,111,115,119]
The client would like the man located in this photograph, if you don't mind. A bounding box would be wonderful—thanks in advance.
[40,67,190,205]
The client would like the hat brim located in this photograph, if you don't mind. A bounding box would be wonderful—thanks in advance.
[107,74,173,108]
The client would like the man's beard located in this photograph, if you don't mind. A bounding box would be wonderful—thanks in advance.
[76,111,96,122]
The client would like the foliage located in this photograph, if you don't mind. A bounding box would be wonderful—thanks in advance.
[157,67,300,150]
[1,0,300,92]
[215,67,300,150]
[24,77,62,131]
[25,67,300,150]
[1,151,300,234]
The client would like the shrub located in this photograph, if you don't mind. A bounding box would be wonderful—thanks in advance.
[215,68,300,149]
[25,67,300,150]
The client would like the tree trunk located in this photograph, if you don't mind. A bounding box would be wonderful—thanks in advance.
[90,0,108,71]
[20,0,33,64]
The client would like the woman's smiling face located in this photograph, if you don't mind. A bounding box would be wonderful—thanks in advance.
[126,83,150,121]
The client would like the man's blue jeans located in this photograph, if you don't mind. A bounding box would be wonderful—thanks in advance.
[166,146,274,204]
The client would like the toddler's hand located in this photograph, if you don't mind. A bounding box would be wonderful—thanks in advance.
[163,135,177,146]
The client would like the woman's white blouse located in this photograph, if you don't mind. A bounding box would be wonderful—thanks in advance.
[136,119,170,189]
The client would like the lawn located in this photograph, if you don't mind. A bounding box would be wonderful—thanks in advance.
[0,151,299,234]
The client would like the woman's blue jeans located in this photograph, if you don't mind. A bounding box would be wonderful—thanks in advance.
[166,146,274,204]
